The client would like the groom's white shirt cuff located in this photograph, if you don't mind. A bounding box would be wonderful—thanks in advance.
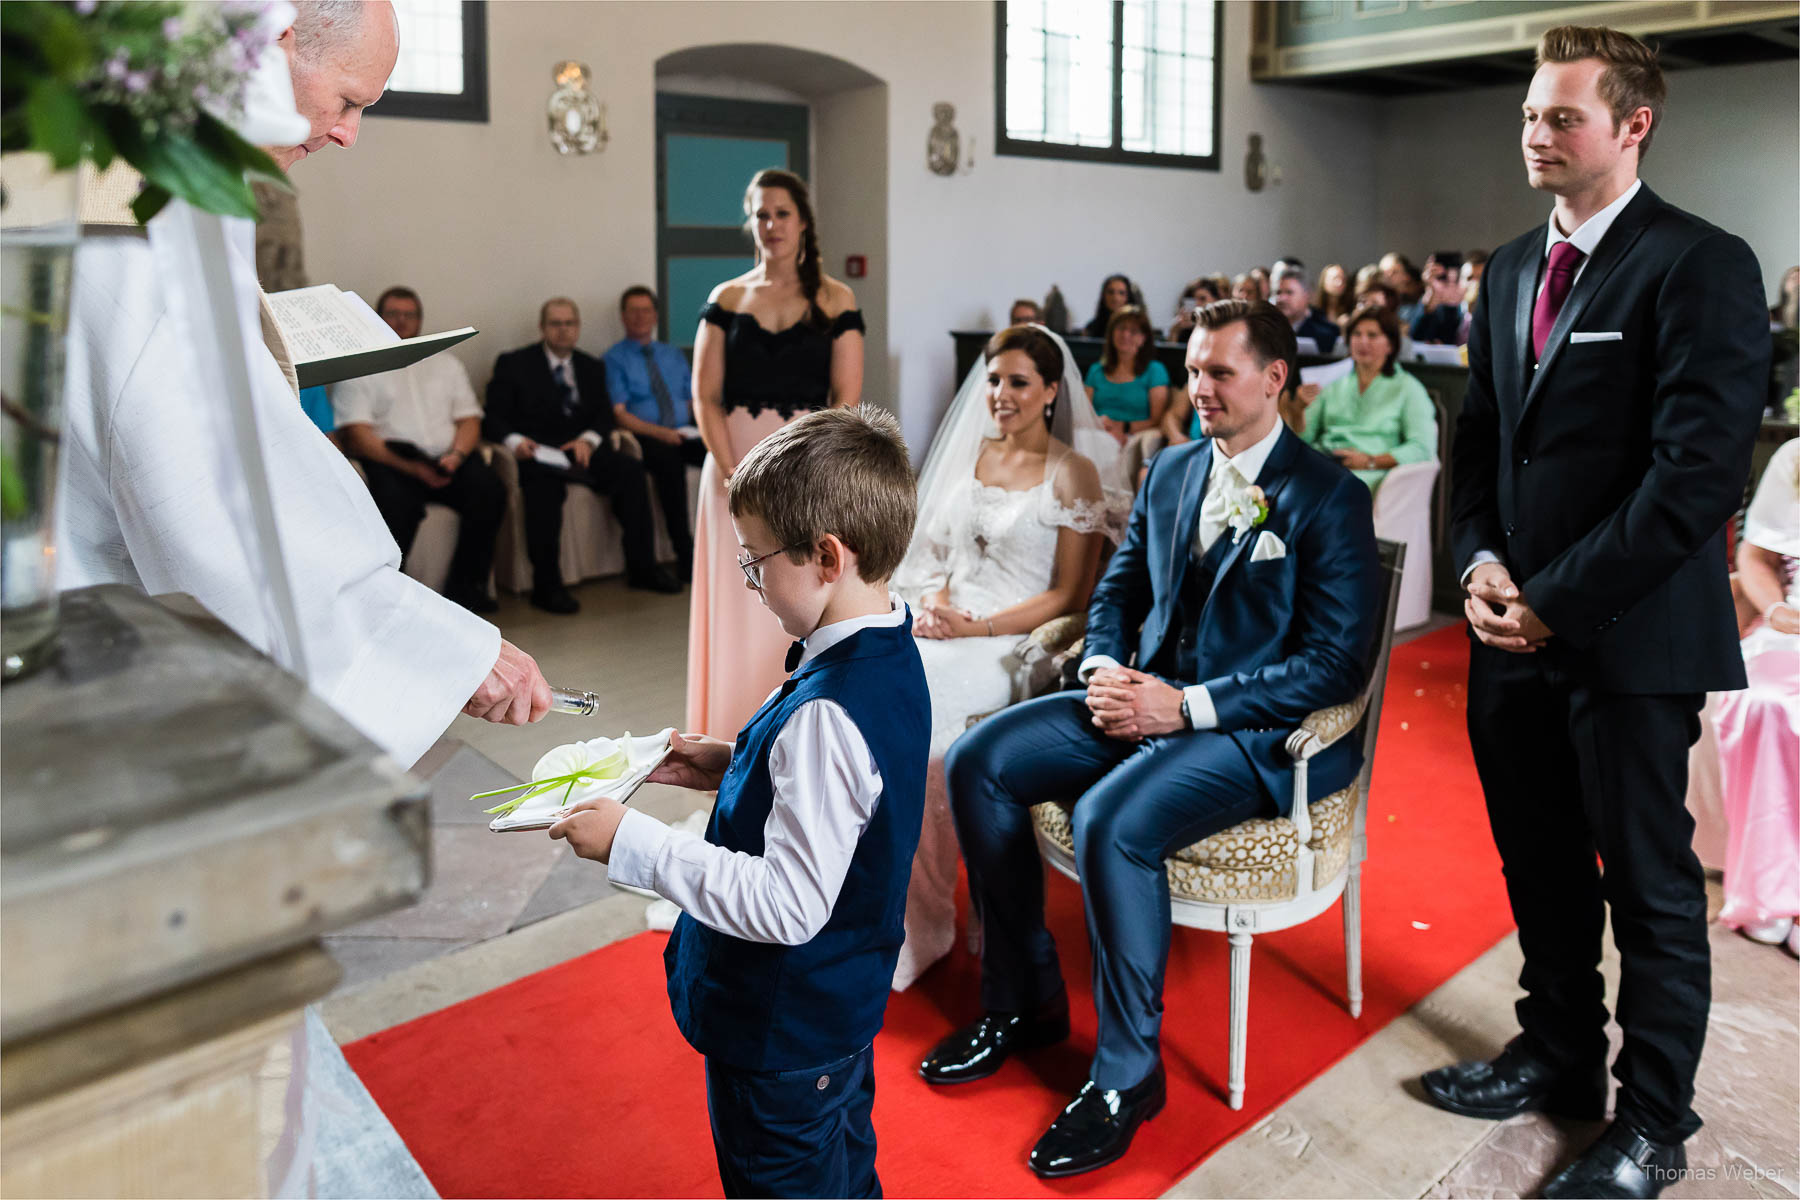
[1078,654,1219,731]
[1460,550,1502,587]
[607,600,904,946]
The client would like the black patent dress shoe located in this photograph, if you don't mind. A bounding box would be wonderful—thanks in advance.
[629,566,684,594]
[1028,1064,1166,1179]
[1541,1121,1686,1198]
[918,998,1069,1085]
[1419,1038,1607,1120]
[530,586,580,615]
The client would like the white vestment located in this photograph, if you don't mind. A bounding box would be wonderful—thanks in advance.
[55,218,498,767]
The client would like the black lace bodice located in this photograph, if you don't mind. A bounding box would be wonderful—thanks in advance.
[701,303,865,420]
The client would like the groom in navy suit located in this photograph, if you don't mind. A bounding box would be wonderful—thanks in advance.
[920,300,1382,1178]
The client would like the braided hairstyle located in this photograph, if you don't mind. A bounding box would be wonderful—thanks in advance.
[744,168,826,330]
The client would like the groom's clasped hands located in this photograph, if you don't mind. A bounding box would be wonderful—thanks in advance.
[1084,666,1185,742]
[548,730,732,862]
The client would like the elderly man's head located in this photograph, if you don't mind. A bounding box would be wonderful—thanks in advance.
[271,1,399,171]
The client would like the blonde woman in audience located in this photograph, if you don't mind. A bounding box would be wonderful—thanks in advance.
[1085,306,1171,444]
[1715,437,1800,954]
[686,169,864,740]
[890,324,1130,989]
[1298,304,1437,493]
[1232,272,1260,303]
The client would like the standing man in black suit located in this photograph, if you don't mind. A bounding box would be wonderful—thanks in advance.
[1428,26,1770,1199]
[484,298,682,613]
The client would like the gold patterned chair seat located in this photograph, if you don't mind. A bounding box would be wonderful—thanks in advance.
[1032,784,1359,905]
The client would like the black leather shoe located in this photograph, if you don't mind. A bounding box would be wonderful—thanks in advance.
[918,998,1069,1085]
[1541,1121,1686,1198]
[1027,1064,1166,1179]
[1419,1038,1607,1120]
[629,567,684,594]
[530,586,580,615]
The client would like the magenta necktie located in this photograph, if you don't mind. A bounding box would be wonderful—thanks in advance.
[1531,241,1585,361]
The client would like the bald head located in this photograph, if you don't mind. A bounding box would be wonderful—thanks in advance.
[270,1,398,171]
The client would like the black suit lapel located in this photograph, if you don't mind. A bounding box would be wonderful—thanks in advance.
[1519,185,1659,424]
[1511,239,1541,414]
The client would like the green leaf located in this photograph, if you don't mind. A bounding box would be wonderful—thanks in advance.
[31,3,96,78]
[130,182,170,224]
[23,78,90,169]
[129,126,259,220]
[206,117,289,193]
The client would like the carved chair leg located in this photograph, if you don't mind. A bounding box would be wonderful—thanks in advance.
[1344,863,1364,1019]
[1228,930,1253,1111]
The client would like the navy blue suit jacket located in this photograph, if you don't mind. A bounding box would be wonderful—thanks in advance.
[1085,426,1383,810]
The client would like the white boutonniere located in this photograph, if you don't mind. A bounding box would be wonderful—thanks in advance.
[1224,484,1270,544]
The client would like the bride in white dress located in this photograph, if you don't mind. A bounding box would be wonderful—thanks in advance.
[890,325,1131,990]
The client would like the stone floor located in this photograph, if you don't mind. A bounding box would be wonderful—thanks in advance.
[317,581,1800,1198]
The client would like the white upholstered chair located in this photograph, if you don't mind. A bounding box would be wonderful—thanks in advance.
[1371,460,1438,630]
[1030,538,1407,1110]
[489,431,701,592]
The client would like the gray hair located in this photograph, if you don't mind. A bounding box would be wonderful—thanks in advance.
[292,1,371,60]
[1271,263,1310,291]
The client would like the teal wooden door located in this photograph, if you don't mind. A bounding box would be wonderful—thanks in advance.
[656,94,810,348]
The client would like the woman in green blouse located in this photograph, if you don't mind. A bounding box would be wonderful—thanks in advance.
[1299,304,1438,493]
[1084,305,1170,443]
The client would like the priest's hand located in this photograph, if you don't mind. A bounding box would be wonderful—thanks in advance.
[1085,666,1186,741]
[463,638,553,724]
[548,796,628,863]
[562,438,594,469]
[511,437,540,461]
[648,730,732,791]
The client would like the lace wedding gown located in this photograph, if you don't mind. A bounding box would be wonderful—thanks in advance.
[892,458,1110,990]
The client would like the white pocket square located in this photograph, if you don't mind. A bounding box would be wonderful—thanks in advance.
[1569,331,1623,343]
[1250,530,1287,562]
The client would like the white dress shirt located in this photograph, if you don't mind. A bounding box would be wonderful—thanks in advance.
[607,597,907,946]
[501,345,603,454]
[55,222,499,767]
[1078,417,1286,731]
[331,352,479,457]
[1464,178,1644,583]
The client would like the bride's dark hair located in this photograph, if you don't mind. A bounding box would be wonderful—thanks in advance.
[984,325,1063,427]
[744,168,827,331]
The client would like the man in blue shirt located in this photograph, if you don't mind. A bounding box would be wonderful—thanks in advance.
[602,286,706,581]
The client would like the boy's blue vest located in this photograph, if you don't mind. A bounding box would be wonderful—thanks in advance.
[664,616,930,1072]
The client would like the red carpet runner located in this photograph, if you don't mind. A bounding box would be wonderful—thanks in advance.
[345,624,1512,1197]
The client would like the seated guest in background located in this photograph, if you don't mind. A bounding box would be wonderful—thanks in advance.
[485,297,681,613]
[1273,264,1341,353]
[1168,276,1224,344]
[1085,306,1171,443]
[1714,436,1799,954]
[1009,297,1043,326]
[1773,265,1799,329]
[1232,272,1260,303]
[1298,304,1437,494]
[1409,261,1467,344]
[1082,274,1140,338]
[332,286,504,614]
[1380,252,1427,327]
[1248,265,1272,301]
[603,285,707,581]
[1457,251,1489,344]
[299,385,340,446]
[1317,263,1354,328]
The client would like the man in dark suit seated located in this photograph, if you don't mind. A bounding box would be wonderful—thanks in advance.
[1409,261,1467,345]
[918,300,1382,1178]
[1272,264,1341,354]
[484,298,682,613]
[1427,25,1769,1200]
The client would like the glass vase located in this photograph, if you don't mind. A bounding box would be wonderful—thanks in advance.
[1,153,80,681]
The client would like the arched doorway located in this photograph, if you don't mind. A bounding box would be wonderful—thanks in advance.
[653,44,890,408]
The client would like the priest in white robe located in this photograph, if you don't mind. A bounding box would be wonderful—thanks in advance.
[55,0,547,769]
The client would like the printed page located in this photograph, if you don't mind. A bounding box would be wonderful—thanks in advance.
[266,285,381,360]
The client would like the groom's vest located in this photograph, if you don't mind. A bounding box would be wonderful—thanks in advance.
[1148,529,1235,682]
[664,619,929,1072]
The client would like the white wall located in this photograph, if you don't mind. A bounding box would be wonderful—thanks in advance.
[1376,58,1800,297]
[291,0,1384,452]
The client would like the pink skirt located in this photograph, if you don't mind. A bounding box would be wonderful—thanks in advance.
[685,408,801,741]
[1715,634,1800,929]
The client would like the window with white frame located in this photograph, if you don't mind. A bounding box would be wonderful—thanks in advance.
[370,0,488,122]
[997,0,1221,169]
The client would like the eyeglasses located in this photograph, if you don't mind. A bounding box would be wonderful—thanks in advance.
[737,544,804,590]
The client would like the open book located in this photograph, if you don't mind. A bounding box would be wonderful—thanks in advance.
[265,284,477,389]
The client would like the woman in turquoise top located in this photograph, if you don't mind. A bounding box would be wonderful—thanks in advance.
[1299,304,1438,493]
[1083,305,1170,442]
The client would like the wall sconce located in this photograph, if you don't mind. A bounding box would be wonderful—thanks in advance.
[549,61,608,155]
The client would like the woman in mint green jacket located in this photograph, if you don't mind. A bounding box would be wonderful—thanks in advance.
[1300,303,1438,493]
